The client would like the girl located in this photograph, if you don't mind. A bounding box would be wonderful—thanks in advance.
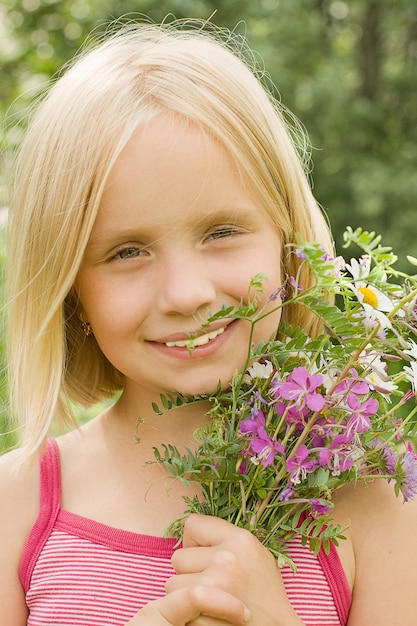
[1,21,417,626]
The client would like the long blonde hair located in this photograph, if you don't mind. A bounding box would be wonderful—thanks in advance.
[6,21,333,460]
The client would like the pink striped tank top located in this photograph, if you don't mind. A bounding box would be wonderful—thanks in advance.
[19,439,351,625]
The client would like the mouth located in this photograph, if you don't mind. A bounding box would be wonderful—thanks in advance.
[164,326,225,349]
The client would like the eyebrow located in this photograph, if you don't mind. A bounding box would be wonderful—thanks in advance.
[87,204,261,250]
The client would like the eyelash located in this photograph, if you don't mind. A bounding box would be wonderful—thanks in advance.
[207,226,241,240]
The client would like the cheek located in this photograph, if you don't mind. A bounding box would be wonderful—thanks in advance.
[253,299,282,347]
[237,246,282,301]
[241,244,282,341]
[77,273,145,322]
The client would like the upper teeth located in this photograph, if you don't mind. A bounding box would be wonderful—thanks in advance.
[165,326,225,348]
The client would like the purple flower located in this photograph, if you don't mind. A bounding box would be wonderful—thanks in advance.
[378,442,397,475]
[279,487,295,502]
[269,286,286,302]
[240,407,266,436]
[396,449,417,502]
[310,498,330,515]
[295,248,307,260]
[289,276,303,291]
[274,367,325,413]
[287,445,317,485]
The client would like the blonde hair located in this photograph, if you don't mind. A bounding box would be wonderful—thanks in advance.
[6,21,333,460]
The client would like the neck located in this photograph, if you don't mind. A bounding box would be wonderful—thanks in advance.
[100,387,213,452]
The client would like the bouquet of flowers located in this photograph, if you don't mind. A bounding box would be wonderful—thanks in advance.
[151,228,417,569]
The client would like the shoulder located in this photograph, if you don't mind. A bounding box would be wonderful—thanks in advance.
[332,478,417,625]
[0,448,40,624]
[0,447,40,535]
[332,476,417,536]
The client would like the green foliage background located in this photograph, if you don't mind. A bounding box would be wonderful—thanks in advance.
[0,0,416,453]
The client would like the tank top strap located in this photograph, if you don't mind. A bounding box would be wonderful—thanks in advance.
[19,438,63,592]
[318,538,352,624]
[39,438,62,513]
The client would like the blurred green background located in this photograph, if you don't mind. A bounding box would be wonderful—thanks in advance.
[1,0,416,453]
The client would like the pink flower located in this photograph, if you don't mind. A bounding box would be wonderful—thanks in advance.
[274,367,325,413]
[240,406,284,467]
[346,394,378,435]
[333,368,370,397]
[275,400,308,431]
[250,434,284,467]
[318,444,355,476]
[287,445,317,485]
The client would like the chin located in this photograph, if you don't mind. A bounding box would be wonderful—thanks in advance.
[176,374,233,398]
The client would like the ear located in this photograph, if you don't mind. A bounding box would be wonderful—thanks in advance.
[64,287,90,333]
[80,320,93,337]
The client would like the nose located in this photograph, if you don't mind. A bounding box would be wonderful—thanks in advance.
[156,253,217,317]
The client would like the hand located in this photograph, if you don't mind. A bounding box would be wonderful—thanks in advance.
[166,515,303,626]
[125,574,251,625]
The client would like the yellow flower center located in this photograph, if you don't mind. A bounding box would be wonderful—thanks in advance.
[358,286,379,309]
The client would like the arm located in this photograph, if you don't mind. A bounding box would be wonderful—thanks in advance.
[0,450,40,625]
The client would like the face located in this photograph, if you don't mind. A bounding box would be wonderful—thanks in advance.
[76,114,282,404]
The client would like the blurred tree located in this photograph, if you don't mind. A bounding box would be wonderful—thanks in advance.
[242,0,417,263]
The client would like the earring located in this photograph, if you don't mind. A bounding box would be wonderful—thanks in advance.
[81,320,93,337]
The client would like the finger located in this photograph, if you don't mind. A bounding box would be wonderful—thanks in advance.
[182,515,244,549]
[187,616,239,626]
[160,586,251,626]
[170,546,239,585]
[171,545,220,574]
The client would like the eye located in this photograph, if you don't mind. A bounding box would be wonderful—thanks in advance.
[115,246,147,260]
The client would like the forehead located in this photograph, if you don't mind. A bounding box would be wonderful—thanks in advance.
[105,114,225,191]
[92,114,265,235]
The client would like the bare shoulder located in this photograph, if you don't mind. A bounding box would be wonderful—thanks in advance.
[333,478,417,625]
[0,446,40,514]
[333,473,417,516]
[0,448,40,625]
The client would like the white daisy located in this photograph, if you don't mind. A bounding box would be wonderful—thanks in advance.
[404,340,417,392]
[404,340,417,360]
[243,360,274,383]
[404,362,417,392]
[354,349,397,396]
[346,256,395,329]
[345,256,372,281]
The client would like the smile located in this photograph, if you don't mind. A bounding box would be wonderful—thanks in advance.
[165,326,225,348]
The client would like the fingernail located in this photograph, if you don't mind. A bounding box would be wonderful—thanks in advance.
[243,608,252,624]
